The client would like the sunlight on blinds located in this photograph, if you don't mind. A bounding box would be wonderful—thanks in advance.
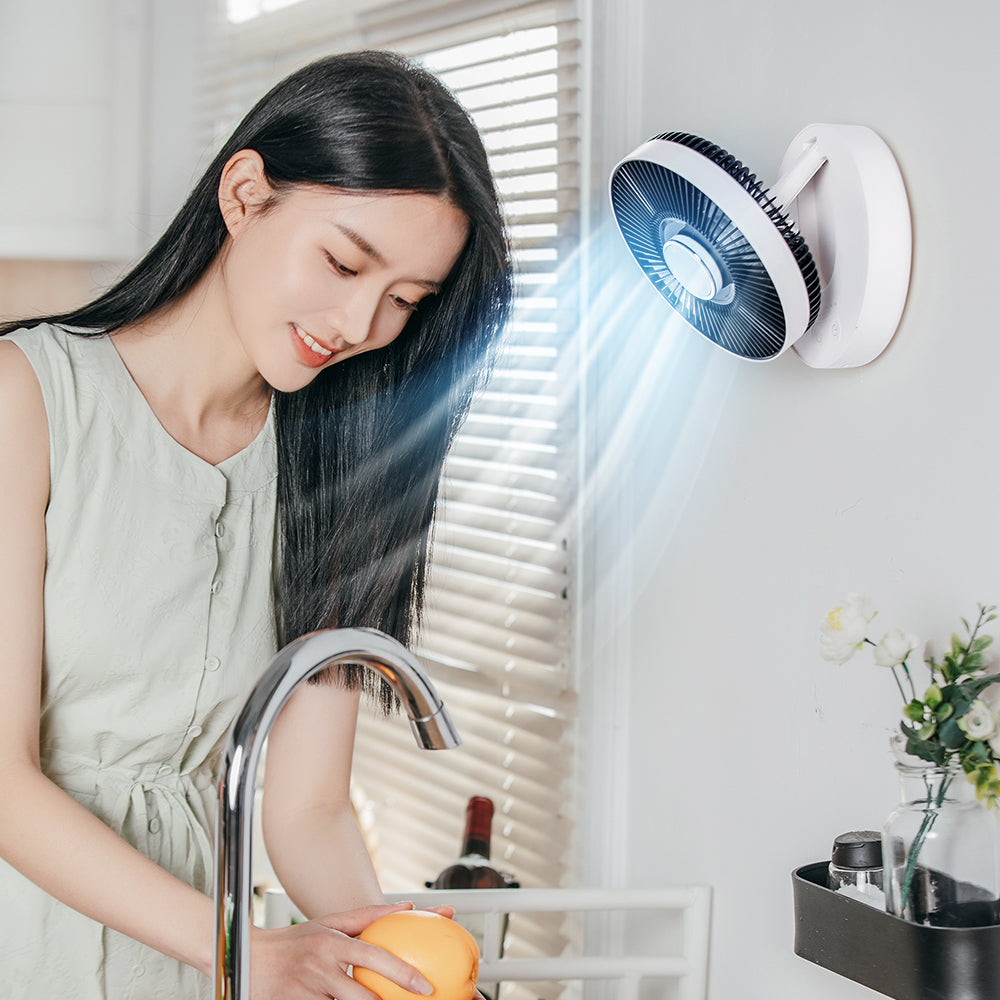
[344,0,579,899]
[351,10,580,996]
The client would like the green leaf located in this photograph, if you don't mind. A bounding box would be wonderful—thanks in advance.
[943,685,972,719]
[961,675,1000,699]
[973,635,994,653]
[901,722,948,765]
[935,702,955,722]
[962,653,984,672]
[904,700,926,722]
[925,684,943,709]
[941,656,960,684]
[919,721,938,740]
[939,717,969,750]
[952,633,966,657]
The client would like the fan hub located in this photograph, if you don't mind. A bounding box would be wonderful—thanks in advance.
[661,233,722,300]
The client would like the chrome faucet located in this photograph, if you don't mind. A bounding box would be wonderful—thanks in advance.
[213,627,461,999]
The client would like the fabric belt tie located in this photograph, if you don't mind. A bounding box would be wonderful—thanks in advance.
[44,750,216,891]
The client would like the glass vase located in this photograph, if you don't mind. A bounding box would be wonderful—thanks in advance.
[882,759,1000,926]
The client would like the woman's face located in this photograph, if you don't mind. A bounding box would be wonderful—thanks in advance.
[219,169,470,393]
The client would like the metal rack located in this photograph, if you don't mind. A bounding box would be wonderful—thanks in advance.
[384,886,712,1000]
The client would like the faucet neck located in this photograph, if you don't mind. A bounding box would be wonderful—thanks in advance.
[213,627,459,999]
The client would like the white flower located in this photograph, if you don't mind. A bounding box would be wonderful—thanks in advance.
[958,700,998,742]
[873,627,921,668]
[978,678,1000,756]
[819,593,877,664]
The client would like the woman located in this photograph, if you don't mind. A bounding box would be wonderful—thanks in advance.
[0,50,511,999]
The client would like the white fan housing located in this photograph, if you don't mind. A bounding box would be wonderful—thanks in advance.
[609,123,911,368]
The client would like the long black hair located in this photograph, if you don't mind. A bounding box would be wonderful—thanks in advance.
[1,51,512,706]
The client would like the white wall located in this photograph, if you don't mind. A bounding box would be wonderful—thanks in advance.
[143,0,211,238]
[0,0,208,314]
[582,0,1000,997]
[0,0,146,260]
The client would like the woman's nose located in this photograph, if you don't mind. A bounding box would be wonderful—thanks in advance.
[330,289,378,347]
[336,318,370,347]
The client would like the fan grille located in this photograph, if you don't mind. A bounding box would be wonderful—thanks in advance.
[610,132,822,360]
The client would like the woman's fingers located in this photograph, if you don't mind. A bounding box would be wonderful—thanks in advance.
[250,905,458,999]
[314,908,437,995]
[316,901,414,936]
[249,920,421,1000]
[343,935,433,996]
[323,905,456,996]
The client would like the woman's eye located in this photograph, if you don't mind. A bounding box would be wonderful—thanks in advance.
[390,295,419,313]
[325,253,357,277]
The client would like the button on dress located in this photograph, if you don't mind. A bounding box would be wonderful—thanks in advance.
[1,324,278,999]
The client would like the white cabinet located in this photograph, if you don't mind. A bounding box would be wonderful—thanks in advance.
[0,0,146,261]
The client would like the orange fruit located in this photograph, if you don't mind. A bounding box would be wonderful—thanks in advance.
[353,910,479,1000]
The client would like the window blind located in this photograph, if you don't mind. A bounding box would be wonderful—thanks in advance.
[203,2,580,986]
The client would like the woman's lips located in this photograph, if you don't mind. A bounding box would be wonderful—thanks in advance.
[291,323,336,368]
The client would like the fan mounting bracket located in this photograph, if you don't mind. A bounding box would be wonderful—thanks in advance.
[780,123,912,368]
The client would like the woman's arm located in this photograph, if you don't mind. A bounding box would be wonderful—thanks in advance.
[0,342,431,999]
[262,678,383,917]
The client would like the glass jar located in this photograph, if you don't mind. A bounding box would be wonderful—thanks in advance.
[882,759,1000,926]
[828,830,884,908]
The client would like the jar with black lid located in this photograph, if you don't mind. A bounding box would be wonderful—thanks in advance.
[828,830,885,908]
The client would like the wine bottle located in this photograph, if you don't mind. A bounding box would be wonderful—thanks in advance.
[429,796,517,890]
[428,796,518,1000]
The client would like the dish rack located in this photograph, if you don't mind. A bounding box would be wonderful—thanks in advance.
[265,885,712,1000]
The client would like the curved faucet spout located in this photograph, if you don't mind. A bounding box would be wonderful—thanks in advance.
[213,627,461,999]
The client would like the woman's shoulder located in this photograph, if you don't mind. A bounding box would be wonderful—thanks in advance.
[0,328,48,388]
[0,337,49,471]
[0,334,42,384]
[0,340,50,545]
[0,325,107,459]
[4,323,71,376]
[3,321,91,357]
[3,323,107,394]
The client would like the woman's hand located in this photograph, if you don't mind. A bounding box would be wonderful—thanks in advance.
[250,903,433,1000]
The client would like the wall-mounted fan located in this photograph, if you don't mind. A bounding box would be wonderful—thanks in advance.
[609,124,911,368]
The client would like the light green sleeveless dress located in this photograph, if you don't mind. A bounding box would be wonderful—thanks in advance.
[1,324,278,999]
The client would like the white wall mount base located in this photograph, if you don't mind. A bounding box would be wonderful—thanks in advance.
[779,123,912,369]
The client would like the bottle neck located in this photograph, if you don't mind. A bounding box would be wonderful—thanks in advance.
[461,796,494,859]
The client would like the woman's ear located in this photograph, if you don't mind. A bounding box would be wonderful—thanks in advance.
[218,149,273,235]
